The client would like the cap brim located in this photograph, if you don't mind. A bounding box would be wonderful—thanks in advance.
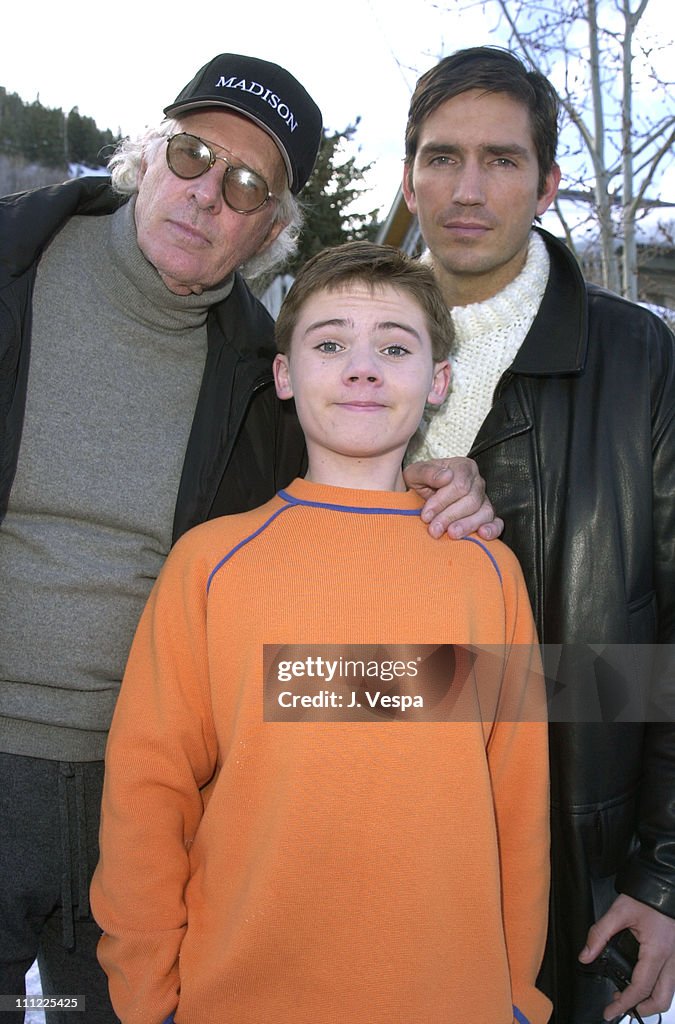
[163,98,295,192]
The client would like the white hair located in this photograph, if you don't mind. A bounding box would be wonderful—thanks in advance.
[107,119,303,280]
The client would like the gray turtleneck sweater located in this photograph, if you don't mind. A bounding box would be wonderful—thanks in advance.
[0,199,233,761]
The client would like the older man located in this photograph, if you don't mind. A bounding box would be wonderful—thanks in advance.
[0,53,495,1022]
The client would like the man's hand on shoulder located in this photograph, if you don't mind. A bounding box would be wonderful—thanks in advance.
[578,893,675,1020]
[403,457,504,541]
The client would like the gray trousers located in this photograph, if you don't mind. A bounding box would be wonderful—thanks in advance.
[0,753,117,1024]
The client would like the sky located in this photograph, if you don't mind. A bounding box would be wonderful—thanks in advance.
[2,0,672,224]
[0,0,513,218]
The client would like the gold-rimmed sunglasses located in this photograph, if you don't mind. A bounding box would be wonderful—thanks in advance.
[165,132,278,214]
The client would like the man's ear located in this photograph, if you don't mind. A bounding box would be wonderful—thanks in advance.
[427,360,451,407]
[136,148,150,189]
[536,162,561,218]
[273,352,293,399]
[256,215,287,256]
[402,164,417,215]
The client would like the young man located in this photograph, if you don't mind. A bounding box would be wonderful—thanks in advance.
[401,46,675,1023]
[91,242,550,1024]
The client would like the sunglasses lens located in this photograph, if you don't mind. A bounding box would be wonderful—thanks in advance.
[166,134,211,179]
[224,168,269,213]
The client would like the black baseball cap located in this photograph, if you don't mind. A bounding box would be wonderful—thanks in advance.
[164,53,323,194]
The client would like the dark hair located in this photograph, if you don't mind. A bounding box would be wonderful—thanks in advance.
[404,46,560,196]
[274,241,455,361]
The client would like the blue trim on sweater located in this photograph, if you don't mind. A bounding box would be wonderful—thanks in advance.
[206,492,421,593]
[277,488,422,517]
[206,490,504,593]
[464,534,503,584]
[206,502,296,593]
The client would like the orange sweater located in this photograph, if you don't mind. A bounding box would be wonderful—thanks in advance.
[91,478,550,1024]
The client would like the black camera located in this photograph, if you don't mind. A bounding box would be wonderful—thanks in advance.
[580,928,639,992]
[579,929,661,1023]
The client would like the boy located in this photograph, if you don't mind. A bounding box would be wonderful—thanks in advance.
[91,242,550,1024]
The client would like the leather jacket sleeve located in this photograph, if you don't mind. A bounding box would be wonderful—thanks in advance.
[616,315,675,916]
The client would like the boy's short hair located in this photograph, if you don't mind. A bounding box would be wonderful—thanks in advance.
[275,241,455,362]
[404,46,560,197]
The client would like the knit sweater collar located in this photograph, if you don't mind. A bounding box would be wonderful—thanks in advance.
[407,232,550,461]
[104,197,235,331]
[281,477,424,512]
[450,231,549,347]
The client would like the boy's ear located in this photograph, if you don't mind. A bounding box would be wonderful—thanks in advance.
[273,352,294,400]
[427,360,451,407]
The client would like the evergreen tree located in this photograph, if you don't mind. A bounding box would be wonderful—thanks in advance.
[0,87,25,156]
[286,120,380,274]
[0,87,120,169]
[24,100,66,167]
[66,107,119,167]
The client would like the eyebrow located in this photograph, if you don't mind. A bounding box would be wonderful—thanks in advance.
[419,141,532,160]
[303,317,423,341]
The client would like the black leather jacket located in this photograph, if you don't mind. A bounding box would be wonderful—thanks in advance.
[0,177,305,538]
[471,228,675,1022]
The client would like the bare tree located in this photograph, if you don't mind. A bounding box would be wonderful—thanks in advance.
[438,0,675,300]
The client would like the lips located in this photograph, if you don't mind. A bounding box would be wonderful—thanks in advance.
[443,221,490,232]
[336,401,387,411]
[166,219,211,246]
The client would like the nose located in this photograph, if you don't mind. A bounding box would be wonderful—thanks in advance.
[343,346,382,384]
[452,159,486,206]
[187,165,224,212]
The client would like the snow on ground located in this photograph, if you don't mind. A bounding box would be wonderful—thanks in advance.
[24,962,45,1024]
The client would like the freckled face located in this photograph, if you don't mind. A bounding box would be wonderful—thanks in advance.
[273,284,450,475]
[403,90,560,304]
[134,110,287,295]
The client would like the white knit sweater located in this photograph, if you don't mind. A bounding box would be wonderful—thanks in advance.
[408,232,550,461]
